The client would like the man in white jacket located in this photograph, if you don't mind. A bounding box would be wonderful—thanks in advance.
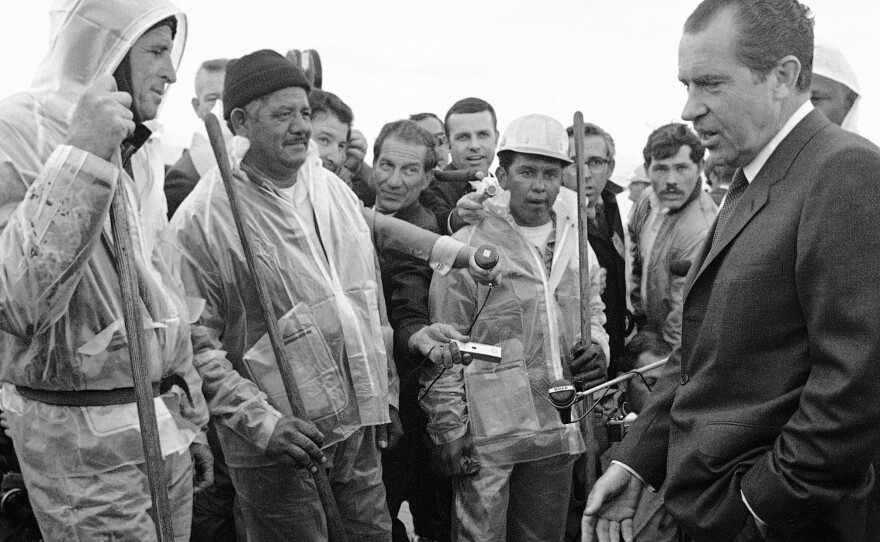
[0,1,211,540]
[422,114,609,542]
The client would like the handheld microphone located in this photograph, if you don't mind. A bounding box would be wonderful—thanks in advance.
[669,259,692,277]
[548,379,577,424]
[433,169,481,184]
[473,245,499,270]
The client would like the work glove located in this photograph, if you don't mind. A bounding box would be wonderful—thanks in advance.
[190,442,215,493]
[571,338,607,391]
[431,432,480,477]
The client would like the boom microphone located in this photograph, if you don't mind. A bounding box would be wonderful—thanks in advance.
[548,379,577,424]
[669,259,692,277]
[433,169,481,184]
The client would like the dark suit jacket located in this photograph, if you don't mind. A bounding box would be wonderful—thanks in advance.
[377,201,439,399]
[164,149,200,219]
[616,110,880,542]
[420,164,473,235]
[589,189,628,373]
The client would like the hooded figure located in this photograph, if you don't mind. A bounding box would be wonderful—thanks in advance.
[0,1,209,540]
[812,37,861,133]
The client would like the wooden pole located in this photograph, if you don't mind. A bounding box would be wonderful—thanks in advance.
[204,114,348,541]
[573,111,599,490]
[109,177,174,541]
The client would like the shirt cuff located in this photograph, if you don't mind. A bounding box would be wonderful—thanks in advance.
[610,460,655,492]
[429,235,465,277]
[741,489,770,537]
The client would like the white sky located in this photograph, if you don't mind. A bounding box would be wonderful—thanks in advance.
[1,0,877,178]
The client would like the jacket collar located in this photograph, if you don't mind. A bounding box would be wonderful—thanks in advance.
[686,109,831,295]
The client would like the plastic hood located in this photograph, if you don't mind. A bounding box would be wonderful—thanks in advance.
[30,0,187,119]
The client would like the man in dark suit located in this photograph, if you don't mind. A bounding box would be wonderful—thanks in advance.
[420,97,499,234]
[373,119,466,542]
[565,122,629,376]
[584,1,880,541]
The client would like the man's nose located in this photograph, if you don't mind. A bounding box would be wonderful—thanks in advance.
[681,89,706,122]
[160,55,176,85]
[386,168,404,187]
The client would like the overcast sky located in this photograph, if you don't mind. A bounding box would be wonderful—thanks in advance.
[1,0,876,178]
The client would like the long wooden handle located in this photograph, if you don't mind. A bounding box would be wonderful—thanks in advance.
[573,111,599,490]
[109,179,174,541]
[204,114,348,541]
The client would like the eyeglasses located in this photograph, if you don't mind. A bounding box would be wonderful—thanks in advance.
[569,156,610,172]
[585,157,610,171]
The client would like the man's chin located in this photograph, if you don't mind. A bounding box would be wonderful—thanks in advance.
[376,202,401,214]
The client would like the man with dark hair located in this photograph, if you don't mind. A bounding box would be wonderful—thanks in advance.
[165,57,230,218]
[423,114,608,542]
[586,1,880,541]
[171,49,498,541]
[421,97,499,234]
[629,123,717,351]
[410,112,450,168]
[373,119,460,542]
[0,2,212,539]
[309,89,375,205]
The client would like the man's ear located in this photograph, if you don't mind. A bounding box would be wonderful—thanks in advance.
[496,166,508,189]
[191,97,200,115]
[773,54,802,99]
[229,109,248,136]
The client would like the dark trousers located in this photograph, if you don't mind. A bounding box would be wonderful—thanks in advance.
[382,388,452,542]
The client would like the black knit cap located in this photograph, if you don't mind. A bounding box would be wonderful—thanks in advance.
[223,49,312,120]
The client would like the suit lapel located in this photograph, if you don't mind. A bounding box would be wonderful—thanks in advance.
[685,110,830,298]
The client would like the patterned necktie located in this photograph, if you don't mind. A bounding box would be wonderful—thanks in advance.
[711,168,749,247]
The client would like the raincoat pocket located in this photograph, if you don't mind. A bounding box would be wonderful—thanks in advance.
[465,339,539,443]
[242,302,349,425]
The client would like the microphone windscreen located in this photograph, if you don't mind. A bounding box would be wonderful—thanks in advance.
[670,259,692,277]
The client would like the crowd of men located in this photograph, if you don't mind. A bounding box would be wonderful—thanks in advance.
[0,0,877,541]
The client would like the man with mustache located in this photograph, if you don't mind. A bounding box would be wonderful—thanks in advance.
[629,123,717,351]
[170,49,497,541]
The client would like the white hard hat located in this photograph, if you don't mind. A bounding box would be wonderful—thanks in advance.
[497,114,573,165]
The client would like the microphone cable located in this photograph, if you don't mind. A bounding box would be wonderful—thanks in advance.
[418,284,494,403]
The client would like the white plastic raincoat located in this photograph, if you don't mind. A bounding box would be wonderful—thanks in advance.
[174,136,473,538]
[421,187,609,466]
[172,135,391,465]
[0,0,205,539]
